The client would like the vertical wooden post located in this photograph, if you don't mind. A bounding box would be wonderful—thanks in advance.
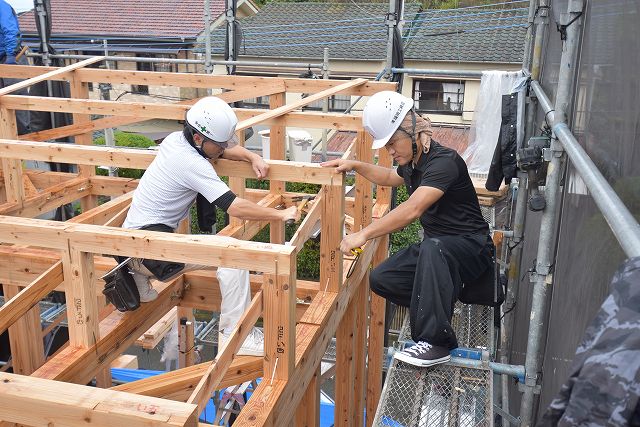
[319,178,345,293]
[335,299,356,427]
[2,284,45,375]
[0,107,24,204]
[69,72,98,211]
[366,146,393,427]
[229,130,246,229]
[263,257,296,381]
[269,92,286,244]
[178,309,196,368]
[62,246,99,348]
[295,367,320,427]
[352,130,373,426]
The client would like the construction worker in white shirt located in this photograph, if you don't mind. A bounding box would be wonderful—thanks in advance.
[122,97,299,356]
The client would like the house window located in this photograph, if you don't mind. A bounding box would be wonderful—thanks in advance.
[304,94,352,112]
[413,79,465,115]
[242,95,270,109]
[133,55,152,95]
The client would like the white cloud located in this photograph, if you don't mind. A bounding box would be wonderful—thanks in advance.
[6,0,34,14]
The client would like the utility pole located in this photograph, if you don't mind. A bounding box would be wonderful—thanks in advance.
[100,40,116,177]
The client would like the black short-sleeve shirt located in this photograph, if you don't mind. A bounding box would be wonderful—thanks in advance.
[396,141,489,237]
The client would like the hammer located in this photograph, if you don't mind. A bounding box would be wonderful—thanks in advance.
[285,195,316,226]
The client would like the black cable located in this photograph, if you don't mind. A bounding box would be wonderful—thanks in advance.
[556,12,583,41]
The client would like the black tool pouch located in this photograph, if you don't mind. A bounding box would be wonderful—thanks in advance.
[101,259,140,312]
[139,224,185,281]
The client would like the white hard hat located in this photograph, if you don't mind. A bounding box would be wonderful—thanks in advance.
[186,97,238,148]
[363,91,414,149]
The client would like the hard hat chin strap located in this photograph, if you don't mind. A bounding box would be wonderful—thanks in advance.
[185,125,211,159]
[409,109,418,159]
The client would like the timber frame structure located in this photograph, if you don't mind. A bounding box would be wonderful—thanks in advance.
[0,58,399,426]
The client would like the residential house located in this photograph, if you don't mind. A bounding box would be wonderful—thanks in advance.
[202,2,525,125]
[18,0,258,102]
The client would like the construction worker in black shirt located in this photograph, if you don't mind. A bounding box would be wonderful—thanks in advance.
[322,91,495,367]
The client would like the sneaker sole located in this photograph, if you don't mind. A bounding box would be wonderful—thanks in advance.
[393,352,451,368]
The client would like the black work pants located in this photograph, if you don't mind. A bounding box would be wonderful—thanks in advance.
[370,233,492,349]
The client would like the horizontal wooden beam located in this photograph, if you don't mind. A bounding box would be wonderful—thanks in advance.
[111,356,262,401]
[0,372,198,427]
[0,176,91,218]
[19,82,287,143]
[0,65,396,95]
[0,57,104,96]
[0,216,294,272]
[0,96,364,130]
[0,140,341,185]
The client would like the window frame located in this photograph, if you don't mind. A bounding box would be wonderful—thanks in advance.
[412,78,466,116]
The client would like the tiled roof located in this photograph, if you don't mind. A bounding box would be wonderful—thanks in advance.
[314,125,470,162]
[403,8,527,63]
[203,2,422,60]
[199,3,525,63]
[18,0,222,39]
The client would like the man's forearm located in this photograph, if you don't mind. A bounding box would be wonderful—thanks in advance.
[361,201,420,241]
[223,145,258,163]
[227,198,283,221]
[353,161,399,187]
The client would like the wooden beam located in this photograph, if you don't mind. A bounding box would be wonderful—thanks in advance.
[135,307,177,350]
[0,371,198,427]
[0,176,91,217]
[187,291,263,413]
[0,216,294,272]
[236,78,367,131]
[234,238,380,426]
[90,176,139,197]
[2,284,45,375]
[263,269,296,382]
[32,279,182,383]
[0,140,339,185]
[20,82,287,143]
[0,56,104,96]
[178,307,196,368]
[111,356,262,401]
[288,192,322,250]
[1,96,364,130]
[0,261,63,337]
[0,65,396,95]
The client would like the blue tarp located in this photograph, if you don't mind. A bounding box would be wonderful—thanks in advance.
[111,368,336,425]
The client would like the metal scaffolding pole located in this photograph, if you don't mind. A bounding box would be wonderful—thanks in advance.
[204,0,213,75]
[519,1,584,425]
[531,81,640,258]
[499,1,544,424]
[321,48,329,162]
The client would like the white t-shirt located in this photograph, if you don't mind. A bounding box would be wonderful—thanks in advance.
[123,131,231,230]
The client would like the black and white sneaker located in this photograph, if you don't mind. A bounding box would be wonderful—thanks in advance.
[394,341,451,367]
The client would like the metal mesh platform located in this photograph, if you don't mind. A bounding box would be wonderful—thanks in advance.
[373,359,493,427]
[397,303,493,352]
